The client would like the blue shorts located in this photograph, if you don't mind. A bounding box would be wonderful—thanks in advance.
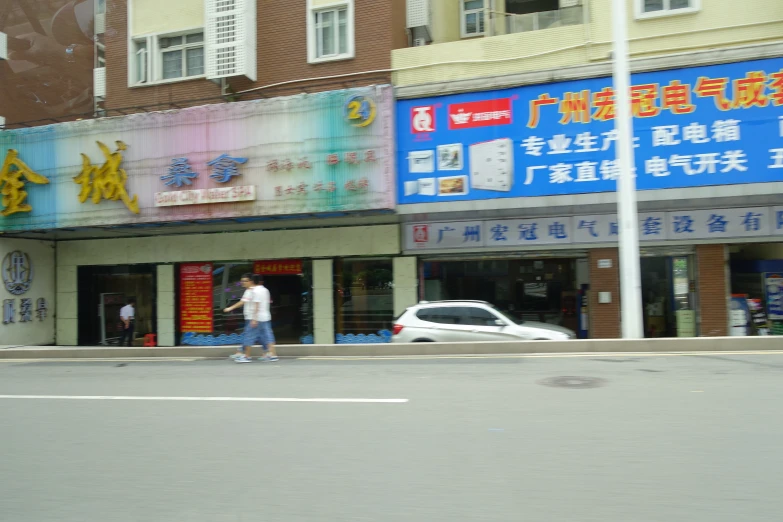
[243,321,275,349]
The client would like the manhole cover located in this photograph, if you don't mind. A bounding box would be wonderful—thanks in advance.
[538,376,607,389]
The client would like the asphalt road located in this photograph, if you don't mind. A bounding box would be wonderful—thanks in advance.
[2,352,783,522]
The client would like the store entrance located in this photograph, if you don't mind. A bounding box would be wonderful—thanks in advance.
[421,258,582,333]
[640,256,695,338]
[263,275,306,345]
[77,265,156,346]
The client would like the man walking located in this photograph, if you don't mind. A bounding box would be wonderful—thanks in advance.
[254,276,279,362]
[223,273,260,363]
[119,297,136,347]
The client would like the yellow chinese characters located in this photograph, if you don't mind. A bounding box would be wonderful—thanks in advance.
[0,149,50,217]
[73,141,139,214]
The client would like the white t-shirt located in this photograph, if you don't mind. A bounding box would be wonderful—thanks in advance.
[120,304,135,321]
[240,288,256,320]
[253,285,272,322]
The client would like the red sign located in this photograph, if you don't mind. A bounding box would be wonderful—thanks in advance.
[448,98,512,130]
[413,225,429,245]
[254,259,303,275]
[411,106,436,133]
[180,263,213,333]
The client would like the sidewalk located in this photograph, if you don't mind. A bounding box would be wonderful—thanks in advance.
[0,337,779,359]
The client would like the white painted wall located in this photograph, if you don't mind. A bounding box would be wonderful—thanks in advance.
[0,238,56,346]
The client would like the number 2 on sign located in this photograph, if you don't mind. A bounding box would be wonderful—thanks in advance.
[345,96,376,127]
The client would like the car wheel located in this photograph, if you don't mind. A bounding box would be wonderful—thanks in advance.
[413,338,434,342]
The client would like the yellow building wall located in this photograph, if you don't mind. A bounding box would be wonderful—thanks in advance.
[130,0,204,36]
[394,0,783,86]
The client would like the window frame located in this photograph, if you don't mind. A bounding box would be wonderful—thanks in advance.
[460,0,487,38]
[634,0,700,20]
[306,0,355,64]
[128,28,206,88]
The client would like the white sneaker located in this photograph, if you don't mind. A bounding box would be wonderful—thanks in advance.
[235,356,252,363]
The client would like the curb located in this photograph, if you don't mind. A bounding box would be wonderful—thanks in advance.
[0,336,779,359]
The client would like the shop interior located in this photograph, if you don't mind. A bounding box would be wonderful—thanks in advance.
[640,256,695,338]
[77,264,156,346]
[205,262,313,345]
[729,243,783,336]
[419,257,584,334]
[334,258,394,336]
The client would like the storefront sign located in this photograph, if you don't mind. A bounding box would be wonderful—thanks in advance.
[397,58,783,205]
[2,297,46,324]
[154,186,256,207]
[253,259,303,275]
[404,206,783,250]
[0,85,395,232]
[179,263,213,333]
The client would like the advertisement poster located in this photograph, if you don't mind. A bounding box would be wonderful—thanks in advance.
[180,263,213,333]
[397,57,783,205]
[764,273,783,335]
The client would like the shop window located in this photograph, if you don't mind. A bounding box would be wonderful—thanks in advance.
[177,261,313,345]
[334,258,393,343]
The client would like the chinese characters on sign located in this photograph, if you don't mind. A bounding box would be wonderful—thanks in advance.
[253,259,303,275]
[207,154,249,183]
[0,150,50,217]
[179,263,213,333]
[406,207,783,249]
[2,297,47,325]
[398,58,783,205]
[74,141,140,214]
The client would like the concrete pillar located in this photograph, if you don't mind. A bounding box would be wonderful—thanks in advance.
[313,259,334,345]
[588,248,621,339]
[56,264,78,346]
[156,265,175,346]
[696,244,729,336]
[393,256,418,317]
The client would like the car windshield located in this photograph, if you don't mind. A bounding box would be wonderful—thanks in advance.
[491,306,524,325]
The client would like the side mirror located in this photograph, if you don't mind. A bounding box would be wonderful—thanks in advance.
[494,319,505,327]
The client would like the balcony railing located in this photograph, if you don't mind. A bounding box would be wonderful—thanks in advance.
[490,5,585,35]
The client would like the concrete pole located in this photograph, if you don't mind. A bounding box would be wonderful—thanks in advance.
[611,0,644,338]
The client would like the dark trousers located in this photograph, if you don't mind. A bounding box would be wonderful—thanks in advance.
[120,321,135,347]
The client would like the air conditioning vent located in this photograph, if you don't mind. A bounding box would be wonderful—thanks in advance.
[94,67,106,98]
[413,38,427,47]
[95,13,105,35]
[205,0,256,81]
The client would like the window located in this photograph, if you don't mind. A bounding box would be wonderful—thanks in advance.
[334,258,393,338]
[464,307,502,327]
[417,307,464,325]
[307,0,354,63]
[160,33,204,80]
[130,31,205,86]
[636,0,699,18]
[461,0,486,37]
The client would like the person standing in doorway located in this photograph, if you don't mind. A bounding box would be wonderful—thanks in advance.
[254,276,279,362]
[119,298,136,347]
[223,273,259,363]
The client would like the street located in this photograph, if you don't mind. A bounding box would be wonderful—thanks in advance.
[2,352,783,521]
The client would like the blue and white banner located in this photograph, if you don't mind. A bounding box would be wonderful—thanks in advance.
[397,58,783,205]
[404,206,783,250]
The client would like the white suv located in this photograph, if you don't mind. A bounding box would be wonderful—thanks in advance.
[392,301,576,343]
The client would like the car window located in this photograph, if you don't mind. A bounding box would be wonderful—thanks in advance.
[416,307,463,324]
[464,307,502,327]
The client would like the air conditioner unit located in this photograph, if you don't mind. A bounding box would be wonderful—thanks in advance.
[407,0,431,28]
[95,13,105,35]
[0,32,7,60]
[0,116,5,128]
[559,0,581,7]
[94,67,106,98]
[205,0,257,81]
[413,38,427,47]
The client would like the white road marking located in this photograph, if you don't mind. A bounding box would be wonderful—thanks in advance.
[0,395,408,403]
[298,351,783,361]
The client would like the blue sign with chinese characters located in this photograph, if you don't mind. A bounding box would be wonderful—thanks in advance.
[397,57,783,204]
